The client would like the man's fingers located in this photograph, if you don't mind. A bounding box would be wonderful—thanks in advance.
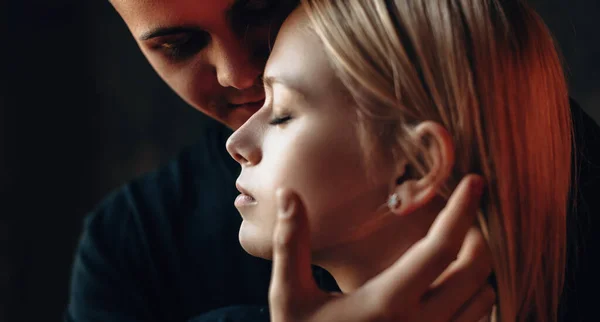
[367,175,484,302]
[451,284,496,322]
[269,189,318,312]
[423,227,493,320]
[426,175,485,258]
[430,226,492,290]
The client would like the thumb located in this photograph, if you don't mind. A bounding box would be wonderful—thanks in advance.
[269,188,318,311]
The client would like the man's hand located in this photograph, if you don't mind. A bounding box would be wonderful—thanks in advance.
[269,175,495,322]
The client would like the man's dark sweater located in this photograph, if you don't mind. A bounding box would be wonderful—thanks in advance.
[64,101,599,322]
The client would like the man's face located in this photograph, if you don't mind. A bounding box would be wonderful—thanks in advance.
[111,0,298,129]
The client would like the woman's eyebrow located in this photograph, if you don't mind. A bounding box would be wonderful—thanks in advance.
[139,26,203,41]
[262,75,300,91]
[263,75,309,101]
[262,75,281,88]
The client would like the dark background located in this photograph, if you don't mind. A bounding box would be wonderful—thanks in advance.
[0,1,598,321]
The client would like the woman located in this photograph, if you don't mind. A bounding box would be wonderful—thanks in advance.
[226,0,573,321]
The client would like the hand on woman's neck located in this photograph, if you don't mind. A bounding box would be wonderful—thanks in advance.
[314,197,447,293]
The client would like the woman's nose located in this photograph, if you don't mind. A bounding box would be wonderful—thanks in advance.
[226,128,262,166]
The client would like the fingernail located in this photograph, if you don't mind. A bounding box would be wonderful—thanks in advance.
[278,190,295,218]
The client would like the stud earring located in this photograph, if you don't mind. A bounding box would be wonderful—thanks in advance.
[387,193,400,211]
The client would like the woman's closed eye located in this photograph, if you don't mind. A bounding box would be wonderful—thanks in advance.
[268,114,292,126]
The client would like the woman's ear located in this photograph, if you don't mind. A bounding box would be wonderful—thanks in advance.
[388,121,455,216]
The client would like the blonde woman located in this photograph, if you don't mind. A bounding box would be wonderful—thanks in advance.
[226,0,574,321]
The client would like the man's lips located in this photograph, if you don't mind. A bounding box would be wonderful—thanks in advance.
[229,99,265,111]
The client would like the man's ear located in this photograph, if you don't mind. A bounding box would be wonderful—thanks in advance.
[389,121,455,216]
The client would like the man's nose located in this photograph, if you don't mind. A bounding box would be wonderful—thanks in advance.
[210,33,263,90]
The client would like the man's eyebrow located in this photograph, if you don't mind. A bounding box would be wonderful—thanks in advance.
[140,0,243,41]
[139,26,203,41]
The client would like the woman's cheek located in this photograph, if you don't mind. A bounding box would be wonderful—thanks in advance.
[262,126,307,186]
[257,132,302,217]
[259,126,317,211]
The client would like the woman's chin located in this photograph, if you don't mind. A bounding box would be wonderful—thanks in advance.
[238,220,274,260]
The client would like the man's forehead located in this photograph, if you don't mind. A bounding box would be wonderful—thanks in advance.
[112,0,237,35]
[112,0,235,7]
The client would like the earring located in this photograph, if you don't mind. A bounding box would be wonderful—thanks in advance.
[387,193,400,211]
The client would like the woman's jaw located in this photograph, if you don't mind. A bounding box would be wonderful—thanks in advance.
[310,196,446,293]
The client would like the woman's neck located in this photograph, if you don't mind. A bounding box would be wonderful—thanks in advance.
[314,198,446,293]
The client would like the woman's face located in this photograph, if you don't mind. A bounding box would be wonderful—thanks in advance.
[226,8,395,259]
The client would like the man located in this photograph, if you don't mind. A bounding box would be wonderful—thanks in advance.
[65,0,600,321]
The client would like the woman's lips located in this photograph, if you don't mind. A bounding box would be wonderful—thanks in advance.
[235,194,257,207]
[235,182,257,207]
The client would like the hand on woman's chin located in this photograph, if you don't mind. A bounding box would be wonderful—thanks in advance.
[238,220,274,260]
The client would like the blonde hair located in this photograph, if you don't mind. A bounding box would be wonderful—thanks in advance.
[301,0,574,321]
